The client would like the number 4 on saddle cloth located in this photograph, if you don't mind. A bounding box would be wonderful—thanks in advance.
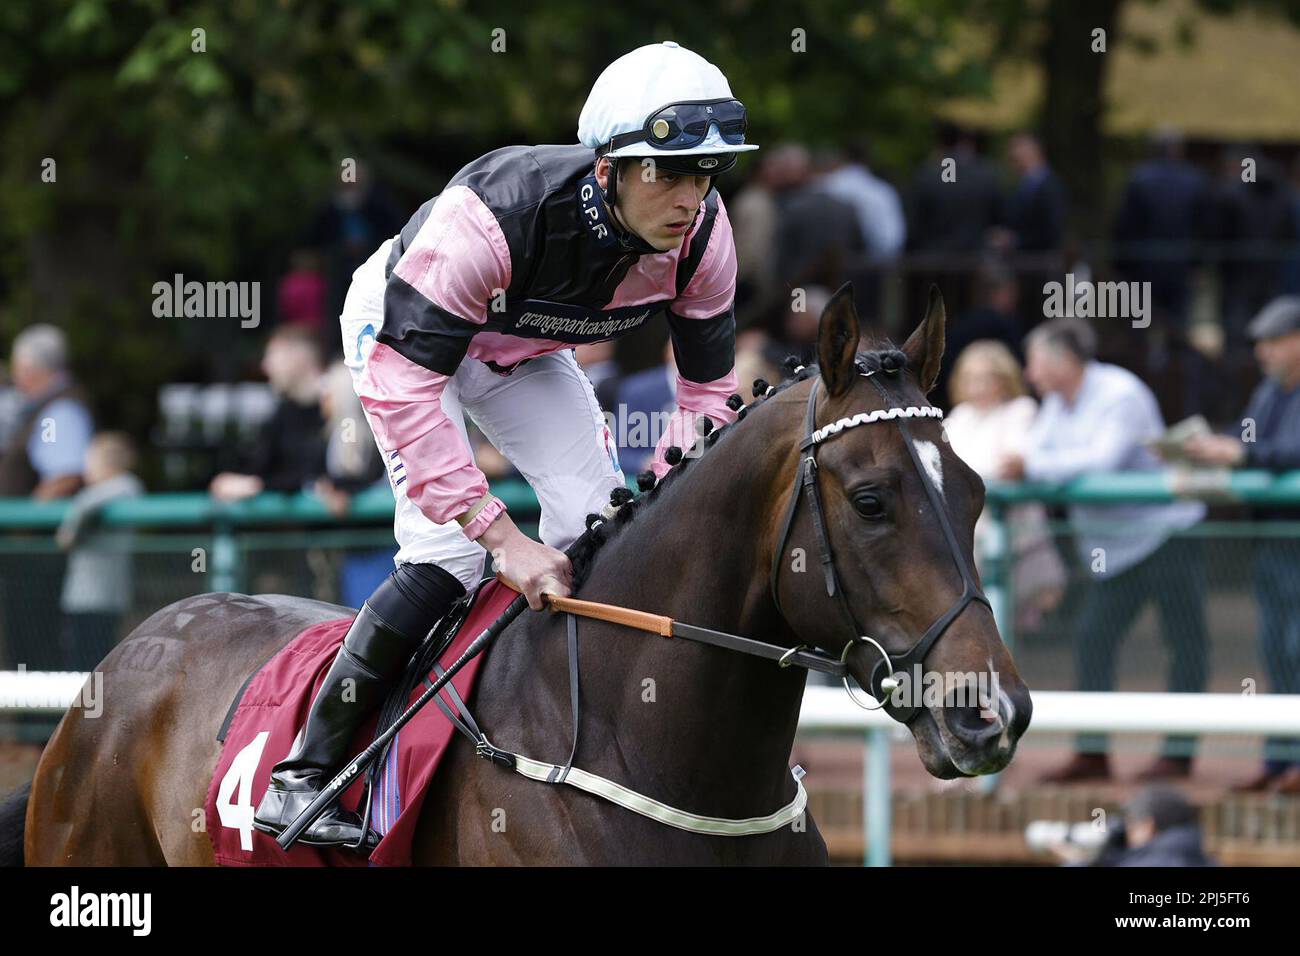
[204,579,519,867]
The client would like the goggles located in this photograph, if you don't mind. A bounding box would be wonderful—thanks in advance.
[598,98,749,155]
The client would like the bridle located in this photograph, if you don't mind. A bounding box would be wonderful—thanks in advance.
[769,357,991,724]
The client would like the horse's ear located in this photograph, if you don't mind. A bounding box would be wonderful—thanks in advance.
[816,282,861,398]
[901,285,946,393]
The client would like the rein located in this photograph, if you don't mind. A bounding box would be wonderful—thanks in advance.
[543,593,847,676]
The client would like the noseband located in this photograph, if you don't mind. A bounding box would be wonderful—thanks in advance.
[769,358,992,724]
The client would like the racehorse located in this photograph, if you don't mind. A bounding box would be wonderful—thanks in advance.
[5,284,1031,865]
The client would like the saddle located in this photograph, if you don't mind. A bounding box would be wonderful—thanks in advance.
[204,578,516,866]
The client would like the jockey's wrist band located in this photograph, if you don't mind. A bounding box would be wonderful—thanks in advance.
[455,492,498,529]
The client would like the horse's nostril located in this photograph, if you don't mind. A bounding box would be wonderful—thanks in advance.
[943,699,1006,747]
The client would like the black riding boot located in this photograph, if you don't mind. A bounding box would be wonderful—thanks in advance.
[253,563,465,850]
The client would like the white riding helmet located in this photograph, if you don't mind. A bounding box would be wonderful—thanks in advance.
[578,41,759,176]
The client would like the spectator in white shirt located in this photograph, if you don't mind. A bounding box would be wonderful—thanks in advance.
[944,341,1064,633]
[1000,317,1208,784]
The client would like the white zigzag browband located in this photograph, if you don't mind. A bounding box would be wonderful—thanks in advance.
[810,405,943,445]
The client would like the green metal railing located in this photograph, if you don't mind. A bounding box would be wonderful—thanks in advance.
[0,469,1296,681]
[2,469,1293,531]
[977,470,1300,668]
[984,469,1300,506]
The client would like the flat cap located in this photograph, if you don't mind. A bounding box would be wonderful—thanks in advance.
[1247,296,1300,340]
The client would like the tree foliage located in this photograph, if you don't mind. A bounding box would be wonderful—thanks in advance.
[0,0,996,447]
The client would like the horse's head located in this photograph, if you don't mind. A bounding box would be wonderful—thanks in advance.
[771,284,1031,778]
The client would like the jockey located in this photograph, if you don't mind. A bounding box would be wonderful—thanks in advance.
[253,41,759,849]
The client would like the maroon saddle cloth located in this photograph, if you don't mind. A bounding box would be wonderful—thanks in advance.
[204,579,517,866]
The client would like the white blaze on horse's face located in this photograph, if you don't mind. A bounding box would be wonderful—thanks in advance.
[913,440,944,498]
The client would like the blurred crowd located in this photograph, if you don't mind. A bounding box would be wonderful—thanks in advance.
[936,304,1300,795]
[1,124,1299,814]
[724,124,1300,426]
[0,321,393,674]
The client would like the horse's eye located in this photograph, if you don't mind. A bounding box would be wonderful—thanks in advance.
[854,494,885,519]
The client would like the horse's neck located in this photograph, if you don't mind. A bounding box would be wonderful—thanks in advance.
[520,410,809,814]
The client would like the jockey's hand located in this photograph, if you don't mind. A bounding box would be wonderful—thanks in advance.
[478,512,572,611]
